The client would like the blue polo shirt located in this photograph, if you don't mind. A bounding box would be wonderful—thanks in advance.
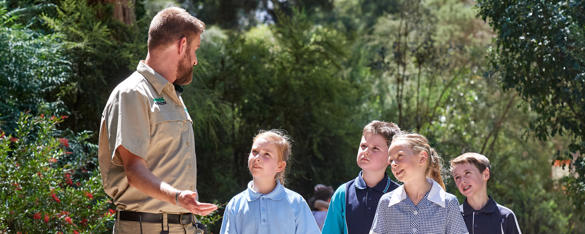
[322,171,399,234]
[461,196,522,234]
[220,180,320,234]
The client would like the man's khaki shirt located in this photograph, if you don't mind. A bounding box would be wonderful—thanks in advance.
[98,62,196,213]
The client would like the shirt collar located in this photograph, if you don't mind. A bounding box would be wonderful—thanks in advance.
[354,171,392,193]
[245,180,287,202]
[462,196,498,215]
[388,178,447,208]
[136,61,173,96]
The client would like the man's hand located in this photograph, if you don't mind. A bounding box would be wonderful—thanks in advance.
[177,191,218,216]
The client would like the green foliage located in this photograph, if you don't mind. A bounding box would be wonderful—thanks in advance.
[0,25,70,135]
[0,113,114,233]
[477,0,585,228]
[187,10,363,203]
[42,0,145,133]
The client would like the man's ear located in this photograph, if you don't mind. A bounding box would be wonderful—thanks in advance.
[177,36,187,55]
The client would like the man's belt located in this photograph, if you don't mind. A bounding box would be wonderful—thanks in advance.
[118,211,194,224]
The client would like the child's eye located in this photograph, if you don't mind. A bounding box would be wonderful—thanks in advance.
[251,150,258,155]
[361,144,367,149]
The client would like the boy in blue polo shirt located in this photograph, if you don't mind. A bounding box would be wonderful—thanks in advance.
[322,121,400,234]
[450,152,522,234]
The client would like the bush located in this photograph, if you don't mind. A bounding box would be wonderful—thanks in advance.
[0,113,114,233]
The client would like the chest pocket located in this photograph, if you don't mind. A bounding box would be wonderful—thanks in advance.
[150,103,190,137]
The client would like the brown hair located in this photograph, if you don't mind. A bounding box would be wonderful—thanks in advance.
[147,7,205,51]
[363,120,401,147]
[392,133,445,189]
[253,129,292,185]
[449,152,491,178]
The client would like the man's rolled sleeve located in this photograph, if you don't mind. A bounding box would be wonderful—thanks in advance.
[108,88,151,165]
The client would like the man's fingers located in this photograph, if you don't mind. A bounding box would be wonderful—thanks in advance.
[189,202,218,216]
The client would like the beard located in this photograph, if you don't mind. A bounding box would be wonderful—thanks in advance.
[175,48,194,86]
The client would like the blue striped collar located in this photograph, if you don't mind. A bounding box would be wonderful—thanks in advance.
[388,178,446,208]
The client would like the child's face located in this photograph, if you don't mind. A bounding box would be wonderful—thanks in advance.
[451,162,489,198]
[356,133,390,173]
[248,137,286,180]
[387,140,427,183]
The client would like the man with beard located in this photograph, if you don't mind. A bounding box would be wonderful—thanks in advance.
[98,7,217,233]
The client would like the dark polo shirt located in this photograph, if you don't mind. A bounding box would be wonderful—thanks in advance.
[461,196,522,234]
[346,171,399,234]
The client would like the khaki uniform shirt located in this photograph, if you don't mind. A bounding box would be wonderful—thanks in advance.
[98,61,197,213]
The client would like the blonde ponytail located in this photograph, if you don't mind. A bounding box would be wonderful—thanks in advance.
[428,148,445,190]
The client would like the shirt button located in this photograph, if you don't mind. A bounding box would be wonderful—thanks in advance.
[413,210,418,215]
[412,228,417,233]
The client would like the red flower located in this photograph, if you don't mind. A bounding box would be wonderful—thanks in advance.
[108,209,116,215]
[85,192,93,199]
[65,151,73,155]
[73,231,79,234]
[80,218,88,226]
[15,163,19,167]
[33,212,41,220]
[44,214,50,223]
[65,173,73,186]
[51,192,61,203]
[64,216,73,224]
[58,138,69,147]
[10,137,18,143]
[49,158,57,163]
[40,114,44,118]
[12,183,21,191]
[51,115,56,120]
[37,172,43,178]
[60,211,70,216]
[61,115,69,119]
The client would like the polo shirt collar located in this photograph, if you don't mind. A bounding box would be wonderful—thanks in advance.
[462,196,499,215]
[354,171,392,193]
[388,178,447,208]
[136,61,172,96]
[245,180,287,202]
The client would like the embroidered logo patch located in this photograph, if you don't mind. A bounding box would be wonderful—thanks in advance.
[154,97,166,105]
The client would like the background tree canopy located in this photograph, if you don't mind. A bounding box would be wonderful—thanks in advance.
[1,0,583,232]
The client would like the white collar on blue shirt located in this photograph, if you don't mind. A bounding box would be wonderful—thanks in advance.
[245,180,287,202]
[387,178,447,208]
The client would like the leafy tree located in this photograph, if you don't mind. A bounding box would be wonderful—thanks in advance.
[477,0,585,227]
[0,18,69,135]
[42,0,147,133]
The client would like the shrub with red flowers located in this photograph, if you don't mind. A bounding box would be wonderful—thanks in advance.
[0,114,114,232]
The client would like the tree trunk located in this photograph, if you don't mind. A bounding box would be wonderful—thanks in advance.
[105,0,135,25]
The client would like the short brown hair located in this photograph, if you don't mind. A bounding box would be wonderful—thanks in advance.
[253,129,292,185]
[450,152,491,176]
[363,120,401,147]
[148,7,205,51]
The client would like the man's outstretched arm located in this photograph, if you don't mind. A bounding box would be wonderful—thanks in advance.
[118,145,217,215]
